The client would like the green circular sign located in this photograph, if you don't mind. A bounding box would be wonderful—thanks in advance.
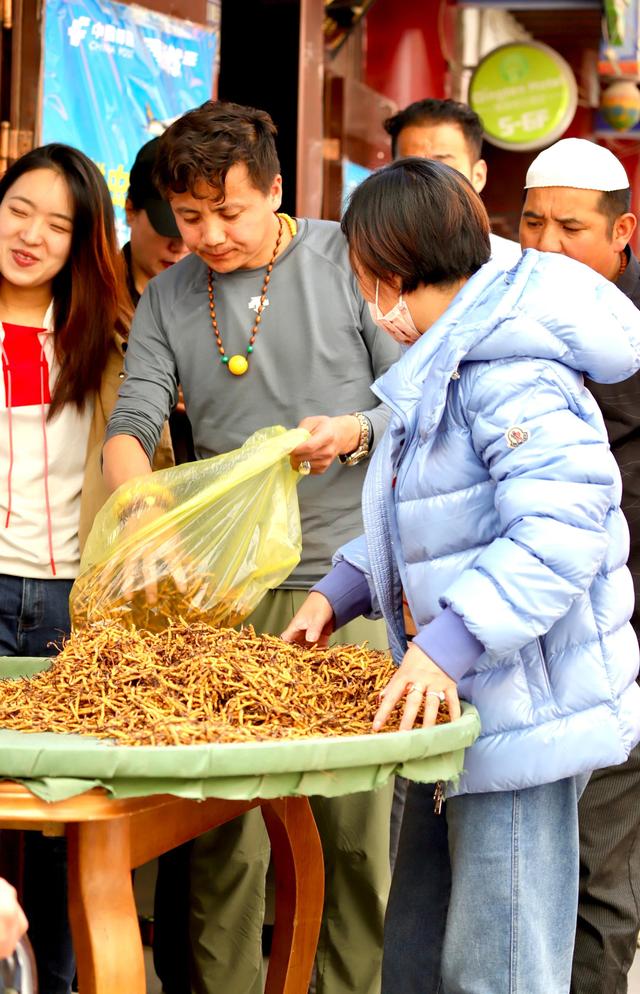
[469,42,577,151]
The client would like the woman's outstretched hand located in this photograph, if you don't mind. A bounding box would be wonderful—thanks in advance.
[374,642,461,731]
[281,592,335,647]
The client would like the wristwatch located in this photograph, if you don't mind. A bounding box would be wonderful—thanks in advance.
[339,412,372,466]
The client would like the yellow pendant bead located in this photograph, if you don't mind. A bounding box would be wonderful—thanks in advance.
[228,354,249,376]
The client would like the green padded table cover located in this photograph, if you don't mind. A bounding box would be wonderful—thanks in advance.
[0,657,481,803]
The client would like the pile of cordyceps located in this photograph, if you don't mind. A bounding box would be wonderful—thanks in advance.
[0,621,449,746]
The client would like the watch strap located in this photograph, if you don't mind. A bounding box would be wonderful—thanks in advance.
[339,412,371,466]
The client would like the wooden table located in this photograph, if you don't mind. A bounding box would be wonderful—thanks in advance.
[0,783,324,994]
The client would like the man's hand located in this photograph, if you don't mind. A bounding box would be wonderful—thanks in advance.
[290,415,361,474]
[117,505,188,606]
[281,591,335,646]
[373,642,461,731]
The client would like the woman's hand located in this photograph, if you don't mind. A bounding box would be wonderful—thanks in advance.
[374,642,461,731]
[290,415,361,474]
[281,592,335,647]
[0,879,27,959]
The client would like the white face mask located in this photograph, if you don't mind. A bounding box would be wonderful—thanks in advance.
[367,280,421,345]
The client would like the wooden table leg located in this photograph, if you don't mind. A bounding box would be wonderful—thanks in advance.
[66,818,145,994]
[262,797,324,994]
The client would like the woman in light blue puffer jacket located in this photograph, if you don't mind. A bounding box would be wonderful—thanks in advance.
[282,158,640,994]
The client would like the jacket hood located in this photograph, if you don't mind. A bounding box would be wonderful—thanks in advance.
[375,249,640,432]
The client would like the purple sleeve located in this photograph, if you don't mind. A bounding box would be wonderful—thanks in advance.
[413,607,485,682]
[312,561,372,630]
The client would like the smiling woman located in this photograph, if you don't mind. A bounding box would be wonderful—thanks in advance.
[0,144,164,994]
[0,146,131,417]
[1,170,73,276]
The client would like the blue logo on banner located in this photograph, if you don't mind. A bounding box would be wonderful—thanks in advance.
[42,0,218,241]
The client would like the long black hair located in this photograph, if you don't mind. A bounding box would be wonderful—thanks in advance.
[0,143,131,416]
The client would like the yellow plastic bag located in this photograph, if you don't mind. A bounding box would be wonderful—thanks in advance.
[71,426,309,631]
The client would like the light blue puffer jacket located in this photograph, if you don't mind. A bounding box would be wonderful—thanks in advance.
[340,249,640,795]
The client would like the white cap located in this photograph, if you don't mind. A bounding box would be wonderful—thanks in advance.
[525,138,629,192]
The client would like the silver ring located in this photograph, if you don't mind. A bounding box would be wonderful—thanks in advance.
[407,682,425,695]
[426,690,446,703]
[298,460,311,475]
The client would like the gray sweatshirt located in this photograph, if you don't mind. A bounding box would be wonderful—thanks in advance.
[106,217,401,587]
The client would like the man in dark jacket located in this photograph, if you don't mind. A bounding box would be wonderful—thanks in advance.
[521,137,640,994]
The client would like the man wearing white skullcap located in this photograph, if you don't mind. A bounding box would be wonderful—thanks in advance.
[522,137,640,994]
[521,137,637,283]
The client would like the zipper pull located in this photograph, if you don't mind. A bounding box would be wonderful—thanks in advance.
[433,780,446,815]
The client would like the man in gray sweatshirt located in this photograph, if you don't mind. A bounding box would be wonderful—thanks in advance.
[103,100,400,994]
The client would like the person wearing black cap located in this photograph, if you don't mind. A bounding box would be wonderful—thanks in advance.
[125,138,194,463]
[124,137,189,305]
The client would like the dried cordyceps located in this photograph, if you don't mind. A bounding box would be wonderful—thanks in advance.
[0,621,449,746]
[71,571,249,633]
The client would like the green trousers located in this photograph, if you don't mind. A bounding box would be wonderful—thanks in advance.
[189,589,393,994]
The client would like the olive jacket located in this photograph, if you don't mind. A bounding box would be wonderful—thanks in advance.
[78,331,173,553]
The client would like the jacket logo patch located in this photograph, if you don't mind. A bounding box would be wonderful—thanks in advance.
[506,426,529,448]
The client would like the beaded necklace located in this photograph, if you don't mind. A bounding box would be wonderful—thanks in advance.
[207,212,296,376]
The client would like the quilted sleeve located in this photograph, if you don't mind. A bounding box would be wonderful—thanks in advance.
[440,358,620,658]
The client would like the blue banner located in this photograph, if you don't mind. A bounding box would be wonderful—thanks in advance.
[42,0,219,241]
[341,159,372,216]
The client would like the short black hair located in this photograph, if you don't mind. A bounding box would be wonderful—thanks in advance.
[383,98,484,161]
[154,100,281,199]
[598,188,632,236]
[341,157,491,293]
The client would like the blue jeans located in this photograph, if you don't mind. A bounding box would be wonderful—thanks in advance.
[384,776,587,994]
[0,573,72,657]
[383,781,450,994]
[0,573,75,994]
